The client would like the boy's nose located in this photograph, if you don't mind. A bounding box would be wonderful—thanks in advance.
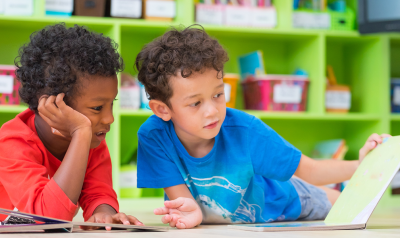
[102,109,115,125]
[204,102,219,118]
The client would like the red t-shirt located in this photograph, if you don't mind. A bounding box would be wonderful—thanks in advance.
[0,109,119,221]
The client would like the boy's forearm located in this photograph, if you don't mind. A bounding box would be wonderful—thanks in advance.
[295,155,359,186]
[53,128,92,204]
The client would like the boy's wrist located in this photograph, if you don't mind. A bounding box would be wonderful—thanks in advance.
[71,127,92,139]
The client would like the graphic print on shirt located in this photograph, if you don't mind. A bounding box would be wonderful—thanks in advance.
[185,175,268,224]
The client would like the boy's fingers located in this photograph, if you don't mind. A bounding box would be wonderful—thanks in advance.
[114,212,131,225]
[368,133,382,144]
[55,93,67,110]
[154,207,169,215]
[44,95,59,116]
[127,215,144,226]
[38,112,54,127]
[161,214,172,224]
[104,216,113,231]
[164,197,185,209]
[176,220,186,229]
[169,214,180,228]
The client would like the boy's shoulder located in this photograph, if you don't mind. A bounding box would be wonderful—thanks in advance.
[138,114,169,137]
[0,109,36,141]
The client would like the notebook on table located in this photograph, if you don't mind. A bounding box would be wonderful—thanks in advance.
[0,208,168,233]
[229,136,400,232]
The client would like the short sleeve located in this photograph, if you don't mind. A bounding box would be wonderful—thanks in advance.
[248,118,301,181]
[137,132,185,188]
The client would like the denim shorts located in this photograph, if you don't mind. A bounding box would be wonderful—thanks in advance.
[290,177,332,221]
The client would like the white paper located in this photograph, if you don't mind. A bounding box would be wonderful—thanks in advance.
[0,75,14,94]
[45,0,73,13]
[196,5,224,25]
[111,0,142,18]
[4,0,33,16]
[120,87,140,109]
[146,0,175,18]
[273,84,302,104]
[225,6,250,26]
[325,91,351,109]
[120,170,138,188]
[293,12,330,29]
[0,0,5,14]
[224,83,231,103]
[251,7,277,28]
[393,86,400,106]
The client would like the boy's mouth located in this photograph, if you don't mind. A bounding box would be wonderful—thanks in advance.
[95,130,109,141]
[204,120,219,129]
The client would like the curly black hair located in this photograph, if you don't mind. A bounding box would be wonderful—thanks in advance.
[134,25,228,108]
[15,23,124,112]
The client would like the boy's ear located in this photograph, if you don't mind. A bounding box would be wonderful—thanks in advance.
[149,99,172,121]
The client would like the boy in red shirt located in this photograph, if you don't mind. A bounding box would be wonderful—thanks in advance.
[0,23,142,229]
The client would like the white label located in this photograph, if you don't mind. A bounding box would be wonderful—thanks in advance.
[146,0,175,18]
[120,170,137,188]
[394,86,400,106]
[120,87,140,109]
[4,0,33,16]
[0,0,5,14]
[225,6,250,26]
[0,75,13,94]
[45,0,73,12]
[196,5,224,25]
[273,84,302,104]
[293,12,330,29]
[111,0,142,18]
[224,83,231,103]
[325,91,351,109]
[251,7,277,27]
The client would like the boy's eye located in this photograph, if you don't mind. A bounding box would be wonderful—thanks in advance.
[92,106,103,111]
[189,101,201,107]
[214,93,224,98]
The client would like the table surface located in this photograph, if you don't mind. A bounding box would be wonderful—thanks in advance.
[2,201,400,237]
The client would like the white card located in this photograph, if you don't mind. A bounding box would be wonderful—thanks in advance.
[225,6,250,26]
[111,0,142,18]
[120,170,138,188]
[0,75,14,94]
[393,86,400,106]
[45,0,73,13]
[251,7,277,28]
[325,91,351,109]
[273,84,302,104]
[196,5,224,25]
[146,0,175,18]
[293,12,330,29]
[4,0,33,16]
[224,83,231,103]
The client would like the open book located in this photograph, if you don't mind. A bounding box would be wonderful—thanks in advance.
[229,136,400,232]
[0,208,168,233]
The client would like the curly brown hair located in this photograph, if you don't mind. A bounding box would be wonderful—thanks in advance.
[15,23,124,112]
[134,25,228,108]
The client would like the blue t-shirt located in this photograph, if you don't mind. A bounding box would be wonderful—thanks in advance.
[137,108,302,223]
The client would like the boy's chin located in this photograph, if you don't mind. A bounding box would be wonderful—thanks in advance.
[90,141,101,149]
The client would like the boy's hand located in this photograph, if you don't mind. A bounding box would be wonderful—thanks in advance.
[38,93,92,138]
[154,197,202,229]
[359,133,392,163]
[83,204,144,231]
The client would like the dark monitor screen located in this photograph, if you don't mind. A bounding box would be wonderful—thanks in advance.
[359,0,400,34]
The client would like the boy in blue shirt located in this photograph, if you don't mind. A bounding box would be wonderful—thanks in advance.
[134,25,389,229]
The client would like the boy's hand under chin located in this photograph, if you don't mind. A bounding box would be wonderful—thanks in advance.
[154,197,203,229]
[359,133,392,163]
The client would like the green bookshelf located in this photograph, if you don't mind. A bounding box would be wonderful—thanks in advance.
[1,0,400,210]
